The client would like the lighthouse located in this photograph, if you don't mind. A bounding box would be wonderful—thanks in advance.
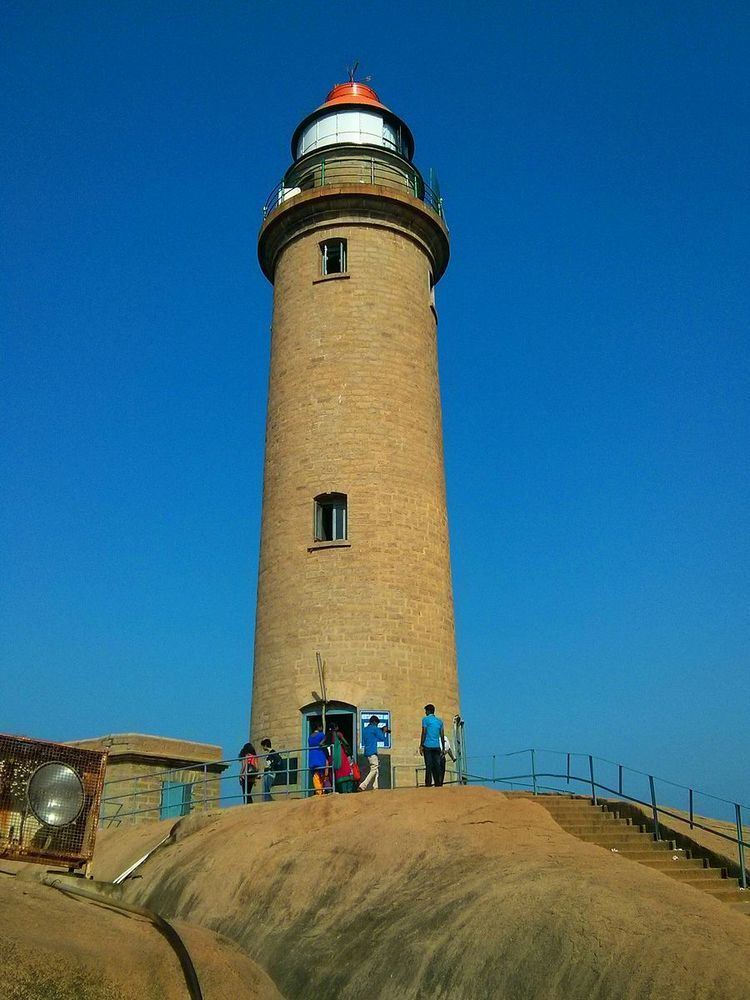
[251,79,460,785]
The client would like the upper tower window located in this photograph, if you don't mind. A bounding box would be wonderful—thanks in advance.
[320,239,347,276]
[314,493,348,542]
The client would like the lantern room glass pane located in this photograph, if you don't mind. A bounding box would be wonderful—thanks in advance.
[383,121,398,151]
[359,111,382,144]
[337,110,360,144]
[318,115,337,139]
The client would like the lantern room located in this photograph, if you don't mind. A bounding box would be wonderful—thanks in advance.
[261,80,444,227]
[291,82,415,162]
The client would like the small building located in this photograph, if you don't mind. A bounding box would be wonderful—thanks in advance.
[69,733,226,826]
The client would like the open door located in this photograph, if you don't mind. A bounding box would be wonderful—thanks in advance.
[301,701,358,793]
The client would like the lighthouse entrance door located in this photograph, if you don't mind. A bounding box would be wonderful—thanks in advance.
[301,701,357,791]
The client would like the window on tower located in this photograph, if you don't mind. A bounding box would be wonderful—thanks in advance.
[320,239,347,276]
[314,493,348,541]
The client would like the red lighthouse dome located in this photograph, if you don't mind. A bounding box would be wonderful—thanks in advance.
[322,82,388,110]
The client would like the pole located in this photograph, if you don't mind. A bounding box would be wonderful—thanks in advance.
[618,764,623,797]
[649,775,660,841]
[566,753,571,786]
[588,755,597,806]
[492,754,496,783]
[736,804,747,891]
[531,749,537,796]
[689,788,694,830]
[315,651,327,732]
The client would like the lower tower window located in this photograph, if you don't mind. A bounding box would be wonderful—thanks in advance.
[314,492,348,541]
[320,239,347,275]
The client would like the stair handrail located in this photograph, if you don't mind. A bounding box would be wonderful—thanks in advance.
[462,747,749,890]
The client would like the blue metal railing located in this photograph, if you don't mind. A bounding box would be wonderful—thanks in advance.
[262,153,445,221]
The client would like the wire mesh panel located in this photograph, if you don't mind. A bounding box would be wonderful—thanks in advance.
[0,733,107,868]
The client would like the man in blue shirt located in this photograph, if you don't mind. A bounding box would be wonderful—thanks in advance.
[359,715,390,791]
[420,704,445,787]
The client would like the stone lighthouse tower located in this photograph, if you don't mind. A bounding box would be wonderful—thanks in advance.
[251,79,459,784]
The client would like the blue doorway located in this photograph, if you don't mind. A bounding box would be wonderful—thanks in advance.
[300,701,357,792]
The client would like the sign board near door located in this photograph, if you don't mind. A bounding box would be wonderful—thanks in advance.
[359,710,391,751]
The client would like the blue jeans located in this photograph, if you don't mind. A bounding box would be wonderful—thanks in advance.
[262,771,274,802]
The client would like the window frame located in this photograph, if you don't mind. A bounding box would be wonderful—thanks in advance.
[320,239,347,277]
[313,492,348,543]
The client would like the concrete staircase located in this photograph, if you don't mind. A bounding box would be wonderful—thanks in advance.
[521,793,750,916]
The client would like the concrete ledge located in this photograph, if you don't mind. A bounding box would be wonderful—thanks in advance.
[69,733,225,769]
[258,184,450,284]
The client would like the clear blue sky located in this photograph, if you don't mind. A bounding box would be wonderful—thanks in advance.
[2,3,748,809]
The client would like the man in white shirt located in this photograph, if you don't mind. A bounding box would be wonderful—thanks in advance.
[440,733,457,784]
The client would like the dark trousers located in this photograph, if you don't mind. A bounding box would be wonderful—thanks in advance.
[423,747,443,787]
[239,776,255,804]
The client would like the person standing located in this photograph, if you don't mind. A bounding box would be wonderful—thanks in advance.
[359,715,390,791]
[439,732,457,785]
[420,705,445,787]
[329,724,356,793]
[308,721,329,796]
[239,742,259,804]
[260,738,284,802]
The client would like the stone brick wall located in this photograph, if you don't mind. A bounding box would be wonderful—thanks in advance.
[251,187,460,777]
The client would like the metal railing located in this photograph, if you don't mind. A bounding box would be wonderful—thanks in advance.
[98,743,748,890]
[100,747,354,826]
[262,153,445,221]
[460,748,749,889]
[101,750,459,826]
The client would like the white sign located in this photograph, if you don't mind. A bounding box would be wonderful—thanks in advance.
[359,710,392,751]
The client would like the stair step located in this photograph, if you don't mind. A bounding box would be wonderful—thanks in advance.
[539,802,613,816]
[689,883,745,899]
[545,807,613,815]
[634,858,718,874]
[558,825,636,835]
[616,846,683,859]
[554,819,622,830]
[578,833,653,844]
[544,809,609,816]
[660,868,724,882]
[542,801,602,806]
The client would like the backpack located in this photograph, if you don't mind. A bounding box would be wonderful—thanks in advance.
[245,753,259,775]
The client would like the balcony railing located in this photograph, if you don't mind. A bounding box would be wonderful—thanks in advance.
[262,152,445,222]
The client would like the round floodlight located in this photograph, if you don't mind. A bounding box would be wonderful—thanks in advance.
[27,762,85,828]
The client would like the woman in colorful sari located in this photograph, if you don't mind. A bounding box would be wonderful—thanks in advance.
[329,725,356,793]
